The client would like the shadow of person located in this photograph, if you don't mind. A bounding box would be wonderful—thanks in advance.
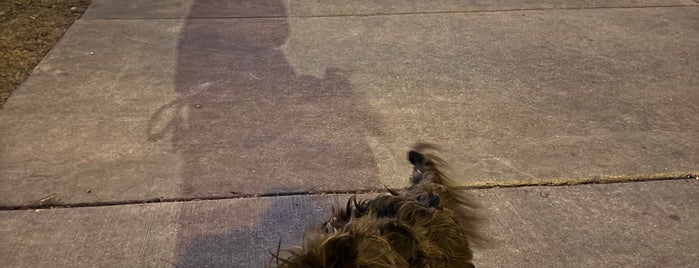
[152,0,382,198]
[176,192,349,267]
[163,0,383,266]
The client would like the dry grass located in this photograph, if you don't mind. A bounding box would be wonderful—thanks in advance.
[0,0,91,107]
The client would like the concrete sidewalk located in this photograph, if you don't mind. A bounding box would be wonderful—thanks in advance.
[2,180,697,267]
[1,0,697,267]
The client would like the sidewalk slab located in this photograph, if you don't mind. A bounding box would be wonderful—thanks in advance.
[477,180,698,267]
[0,19,187,206]
[1,6,698,206]
[82,0,698,19]
[1,180,696,267]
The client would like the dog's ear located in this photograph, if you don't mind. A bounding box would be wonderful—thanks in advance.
[323,235,357,268]
[408,150,426,184]
[408,150,425,166]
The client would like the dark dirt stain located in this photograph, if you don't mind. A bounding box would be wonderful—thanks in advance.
[668,214,680,221]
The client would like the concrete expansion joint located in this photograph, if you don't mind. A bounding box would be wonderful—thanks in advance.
[0,173,694,212]
[460,172,698,190]
[80,4,699,21]
[0,189,385,212]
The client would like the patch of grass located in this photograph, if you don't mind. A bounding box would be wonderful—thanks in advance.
[0,0,91,107]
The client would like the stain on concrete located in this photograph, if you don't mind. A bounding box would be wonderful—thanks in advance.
[668,214,680,221]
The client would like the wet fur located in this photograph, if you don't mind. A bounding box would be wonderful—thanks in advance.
[272,143,482,268]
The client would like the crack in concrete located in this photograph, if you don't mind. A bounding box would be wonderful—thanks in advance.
[0,173,695,211]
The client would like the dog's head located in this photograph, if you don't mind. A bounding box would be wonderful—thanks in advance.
[271,216,413,268]
[271,143,481,268]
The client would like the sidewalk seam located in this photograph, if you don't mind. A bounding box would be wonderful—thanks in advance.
[460,172,698,190]
[0,173,695,211]
[80,4,698,20]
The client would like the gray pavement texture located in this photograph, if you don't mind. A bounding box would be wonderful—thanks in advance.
[1,180,697,267]
[1,0,698,267]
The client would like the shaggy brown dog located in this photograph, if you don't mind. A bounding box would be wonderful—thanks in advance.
[272,143,482,268]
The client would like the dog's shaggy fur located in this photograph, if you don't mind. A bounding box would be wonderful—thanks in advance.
[272,143,482,268]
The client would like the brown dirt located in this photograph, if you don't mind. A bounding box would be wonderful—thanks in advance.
[0,0,91,108]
